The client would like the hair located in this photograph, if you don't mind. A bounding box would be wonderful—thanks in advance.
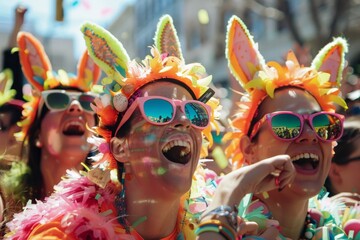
[332,116,360,165]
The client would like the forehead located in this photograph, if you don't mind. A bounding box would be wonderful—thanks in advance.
[137,81,194,100]
[259,88,321,114]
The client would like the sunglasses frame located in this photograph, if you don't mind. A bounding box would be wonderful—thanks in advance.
[41,90,97,113]
[115,96,212,134]
[250,111,344,142]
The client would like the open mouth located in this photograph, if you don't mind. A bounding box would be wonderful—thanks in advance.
[291,153,320,172]
[62,121,85,136]
[162,140,191,164]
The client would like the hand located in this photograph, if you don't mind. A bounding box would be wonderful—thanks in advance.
[14,6,28,29]
[207,155,295,210]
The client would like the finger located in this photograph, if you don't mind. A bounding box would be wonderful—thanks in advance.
[259,225,280,239]
[238,221,259,236]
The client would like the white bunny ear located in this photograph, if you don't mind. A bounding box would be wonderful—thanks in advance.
[154,14,183,61]
[17,32,52,91]
[81,21,130,86]
[225,15,266,93]
[311,37,348,87]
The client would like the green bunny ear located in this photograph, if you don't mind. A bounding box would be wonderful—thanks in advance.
[311,37,348,87]
[0,69,16,106]
[81,22,130,85]
[225,15,266,92]
[154,14,183,61]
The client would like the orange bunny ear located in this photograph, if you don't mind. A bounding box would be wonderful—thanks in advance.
[226,15,266,92]
[76,50,101,91]
[17,32,52,91]
[311,37,348,87]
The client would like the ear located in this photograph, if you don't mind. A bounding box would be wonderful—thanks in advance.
[239,135,255,165]
[311,37,348,87]
[328,163,342,184]
[110,137,129,163]
[17,32,52,91]
[76,50,101,90]
[81,22,130,86]
[225,15,266,93]
[154,14,183,61]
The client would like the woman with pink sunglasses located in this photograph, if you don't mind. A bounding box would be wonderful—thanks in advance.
[196,16,359,239]
[4,15,221,239]
[0,32,100,227]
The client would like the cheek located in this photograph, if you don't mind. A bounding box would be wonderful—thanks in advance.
[254,131,287,160]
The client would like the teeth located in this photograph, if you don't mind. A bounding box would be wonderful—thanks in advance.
[64,121,85,131]
[163,140,190,155]
[291,153,319,162]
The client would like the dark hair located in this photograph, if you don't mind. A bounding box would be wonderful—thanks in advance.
[332,116,360,165]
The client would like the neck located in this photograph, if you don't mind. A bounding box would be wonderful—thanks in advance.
[124,180,181,239]
[255,189,308,239]
[40,151,84,198]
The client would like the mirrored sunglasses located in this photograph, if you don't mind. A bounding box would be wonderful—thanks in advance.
[250,111,344,142]
[115,96,211,133]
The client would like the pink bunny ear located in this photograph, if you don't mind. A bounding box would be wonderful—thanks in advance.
[17,32,52,91]
[76,50,101,91]
[226,16,266,92]
[311,37,348,87]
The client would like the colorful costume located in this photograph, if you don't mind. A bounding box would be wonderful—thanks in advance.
[5,15,220,239]
[224,16,360,239]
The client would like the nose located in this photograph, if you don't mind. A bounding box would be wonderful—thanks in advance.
[67,100,83,114]
[171,106,191,129]
[295,121,318,143]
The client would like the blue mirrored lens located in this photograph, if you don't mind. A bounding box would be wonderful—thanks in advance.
[143,99,173,123]
[184,102,209,127]
[271,114,301,139]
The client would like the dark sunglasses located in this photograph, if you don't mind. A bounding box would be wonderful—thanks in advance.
[41,90,96,113]
[115,96,211,134]
[250,111,344,142]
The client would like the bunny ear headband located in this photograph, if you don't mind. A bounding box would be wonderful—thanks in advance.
[0,69,23,108]
[223,15,348,168]
[81,14,220,169]
[15,32,101,141]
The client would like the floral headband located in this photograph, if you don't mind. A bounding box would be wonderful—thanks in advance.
[223,16,348,169]
[81,15,220,170]
[15,32,101,141]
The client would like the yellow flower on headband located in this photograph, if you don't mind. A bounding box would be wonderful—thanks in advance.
[223,15,348,169]
[14,32,101,141]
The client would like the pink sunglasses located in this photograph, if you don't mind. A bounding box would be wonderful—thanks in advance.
[250,111,344,142]
[115,96,211,134]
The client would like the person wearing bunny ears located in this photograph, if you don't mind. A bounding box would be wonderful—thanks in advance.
[4,15,221,239]
[196,16,360,240]
[0,32,101,227]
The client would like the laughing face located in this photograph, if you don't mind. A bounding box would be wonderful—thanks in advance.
[38,90,95,165]
[112,81,203,198]
[249,88,333,197]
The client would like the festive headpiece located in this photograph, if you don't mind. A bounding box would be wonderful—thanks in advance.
[0,69,23,108]
[223,15,348,168]
[81,15,219,169]
[15,32,101,141]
